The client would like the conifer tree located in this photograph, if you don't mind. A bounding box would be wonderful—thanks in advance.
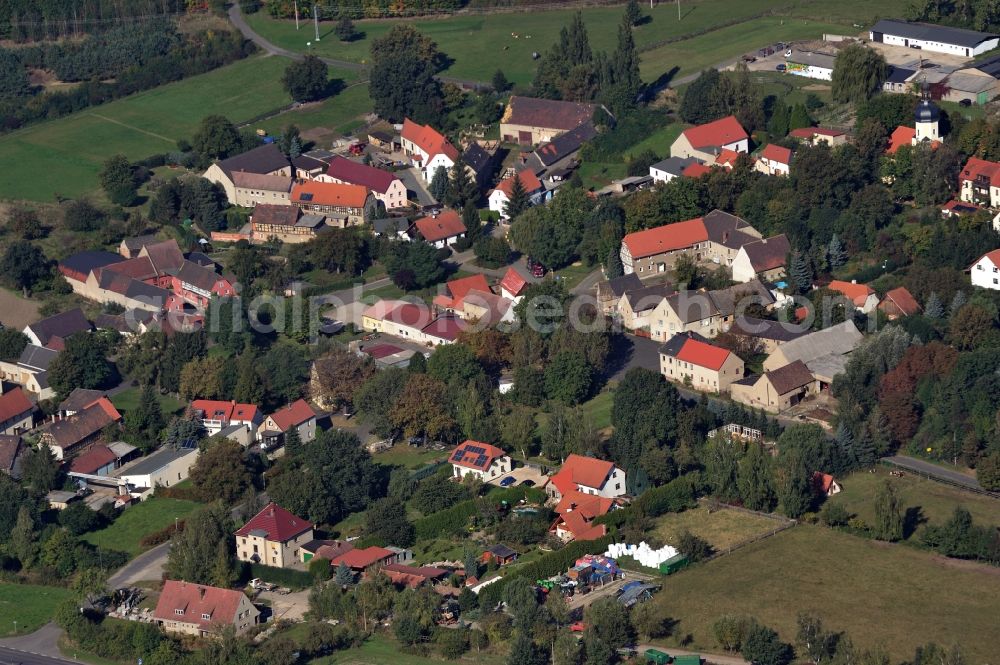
[874,479,903,541]
[335,561,354,586]
[790,251,813,293]
[924,292,943,318]
[429,165,449,203]
[949,290,967,317]
[504,174,531,221]
[738,443,777,512]
[827,234,847,268]
[624,0,642,27]
[605,247,624,279]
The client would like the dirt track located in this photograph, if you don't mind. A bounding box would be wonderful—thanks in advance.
[0,287,41,330]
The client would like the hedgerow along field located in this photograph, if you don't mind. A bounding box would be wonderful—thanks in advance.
[651,525,1000,663]
[0,56,359,202]
[244,0,914,85]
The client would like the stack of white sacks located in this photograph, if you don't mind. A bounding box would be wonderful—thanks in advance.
[605,542,678,569]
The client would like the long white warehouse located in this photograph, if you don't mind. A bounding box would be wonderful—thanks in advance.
[870,19,999,58]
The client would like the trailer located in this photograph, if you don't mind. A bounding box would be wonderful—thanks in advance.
[645,648,671,664]
[673,655,701,665]
[658,554,690,576]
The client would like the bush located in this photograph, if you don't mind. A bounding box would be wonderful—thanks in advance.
[580,109,671,163]
[414,486,545,541]
[310,557,333,581]
[138,519,184,548]
[473,236,512,268]
[247,563,314,590]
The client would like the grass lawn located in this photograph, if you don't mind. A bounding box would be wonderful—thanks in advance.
[652,505,784,552]
[0,583,74,637]
[580,389,615,431]
[552,262,597,291]
[309,634,505,664]
[83,497,201,557]
[623,122,688,160]
[246,0,785,86]
[257,80,371,142]
[0,55,294,202]
[824,470,1000,539]
[110,387,186,416]
[374,444,448,470]
[655,525,1000,662]
[577,161,627,191]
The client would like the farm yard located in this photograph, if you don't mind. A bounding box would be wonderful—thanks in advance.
[653,525,1000,663]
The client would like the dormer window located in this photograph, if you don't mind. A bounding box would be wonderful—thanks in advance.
[201,613,211,620]
[174,609,184,615]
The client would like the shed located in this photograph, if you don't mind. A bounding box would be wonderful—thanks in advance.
[482,544,518,566]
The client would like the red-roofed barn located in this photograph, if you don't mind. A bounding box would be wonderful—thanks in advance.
[235,502,314,568]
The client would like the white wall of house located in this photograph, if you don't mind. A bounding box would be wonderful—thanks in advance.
[874,31,998,57]
[574,467,626,498]
[236,528,314,568]
[452,456,512,482]
[972,254,1000,290]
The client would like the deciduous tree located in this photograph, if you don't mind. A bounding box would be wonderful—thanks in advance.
[0,240,49,296]
[831,44,887,104]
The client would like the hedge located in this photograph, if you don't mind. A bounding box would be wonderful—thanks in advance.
[247,563,314,590]
[594,475,700,529]
[414,486,546,541]
[476,534,615,608]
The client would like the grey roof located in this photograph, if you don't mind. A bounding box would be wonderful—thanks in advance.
[117,447,197,478]
[709,280,775,317]
[296,214,327,229]
[303,149,335,162]
[59,251,123,276]
[946,71,998,93]
[805,354,850,382]
[771,320,863,367]
[702,210,759,249]
[974,53,1000,77]
[788,50,836,70]
[885,66,916,84]
[872,19,999,48]
[599,273,643,299]
[533,122,597,167]
[107,441,138,458]
[765,359,815,394]
[659,331,711,356]
[291,154,327,172]
[462,143,493,173]
[122,234,160,251]
[58,388,107,414]
[740,234,790,273]
[624,283,674,313]
[665,291,720,324]
[487,544,518,558]
[18,344,58,371]
[372,218,410,234]
[651,156,700,177]
[25,309,91,346]
[730,316,810,343]
[217,143,290,178]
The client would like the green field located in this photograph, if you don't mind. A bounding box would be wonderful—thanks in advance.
[83,497,201,557]
[305,633,505,665]
[257,80,372,142]
[652,505,785,551]
[0,583,74,636]
[623,122,688,160]
[110,387,186,417]
[655,525,1000,662]
[824,470,1000,540]
[373,444,448,470]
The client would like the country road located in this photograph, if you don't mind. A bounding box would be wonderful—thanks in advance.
[883,455,987,492]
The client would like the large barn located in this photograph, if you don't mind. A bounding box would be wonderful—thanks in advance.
[870,19,999,57]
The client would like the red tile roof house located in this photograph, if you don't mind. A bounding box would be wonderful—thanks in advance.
[410,209,467,248]
[878,286,922,319]
[659,331,745,394]
[812,471,842,497]
[488,170,546,220]
[154,580,260,637]
[382,563,451,589]
[400,118,460,181]
[546,453,627,502]
[432,274,513,325]
[433,274,493,316]
[549,490,616,543]
[788,126,847,147]
[330,546,396,577]
[290,180,372,228]
[322,156,408,211]
[827,280,879,314]
[260,399,317,449]
[499,96,597,146]
[619,210,761,277]
[235,502,314,568]
[500,267,529,302]
[0,387,35,436]
[959,155,1000,208]
[189,400,263,440]
[449,440,512,483]
[68,444,120,477]
[38,397,121,461]
[755,144,793,176]
[669,115,749,163]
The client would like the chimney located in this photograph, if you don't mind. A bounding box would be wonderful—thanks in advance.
[722,232,729,243]
[199,587,207,599]
[851,279,857,284]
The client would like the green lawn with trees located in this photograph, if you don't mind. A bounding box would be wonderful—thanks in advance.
[0,583,74,636]
[653,525,1000,663]
[82,497,200,557]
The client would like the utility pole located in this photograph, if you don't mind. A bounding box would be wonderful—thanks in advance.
[677,0,681,20]
[314,3,320,43]
[294,0,300,30]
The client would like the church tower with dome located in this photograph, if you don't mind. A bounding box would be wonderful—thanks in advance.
[913,97,940,145]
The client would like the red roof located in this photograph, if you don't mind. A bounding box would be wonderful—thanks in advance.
[401,119,460,162]
[960,156,1000,186]
[382,563,450,588]
[190,400,259,424]
[331,546,394,570]
[364,343,404,359]
[675,337,733,371]
[386,302,434,328]
[69,445,116,474]
[291,180,370,209]
[760,144,792,165]
[622,217,708,259]
[235,502,313,541]
[827,280,875,307]
[413,209,467,243]
[681,162,712,178]
[153,580,249,629]
[446,274,491,303]
[423,315,466,342]
[887,126,916,154]
[972,249,1000,270]
[682,115,748,150]
[812,471,836,494]
[881,286,921,317]
[326,156,399,194]
[549,454,617,495]
[88,397,121,422]
[715,148,741,167]
[0,387,32,423]
[500,267,528,298]
[494,170,543,197]
[450,440,507,471]
[266,399,315,432]
[789,127,845,140]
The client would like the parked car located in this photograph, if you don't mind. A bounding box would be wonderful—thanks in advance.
[960,98,973,107]
[775,42,786,50]
[784,48,792,57]
[499,476,517,487]
[776,63,786,72]
[741,54,757,63]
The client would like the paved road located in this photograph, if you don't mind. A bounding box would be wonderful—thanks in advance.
[0,623,81,663]
[107,541,170,588]
[228,3,488,89]
[883,455,984,491]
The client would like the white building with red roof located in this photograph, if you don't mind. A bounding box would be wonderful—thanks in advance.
[235,502,314,568]
[400,118,460,181]
[189,400,262,439]
[970,248,1000,290]
[549,490,616,543]
[788,127,847,147]
[960,156,1000,208]
[449,440,511,482]
[321,156,408,211]
[547,453,626,501]
[154,580,259,637]
[670,115,749,163]
[755,144,792,176]
[0,387,34,436]
[410,209,467,248]
[488,170,545,220]
[260,399,317,448]
[500,267,529,303]
[659,332,745,393]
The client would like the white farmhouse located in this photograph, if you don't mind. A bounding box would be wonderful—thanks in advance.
[400,118,459,182]
[449,440,511,482]
[970,249,1000,290]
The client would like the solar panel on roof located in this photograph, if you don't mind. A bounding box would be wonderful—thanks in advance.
[451,450,462,461]
[300,193,314,201]
[476,454,487,466]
